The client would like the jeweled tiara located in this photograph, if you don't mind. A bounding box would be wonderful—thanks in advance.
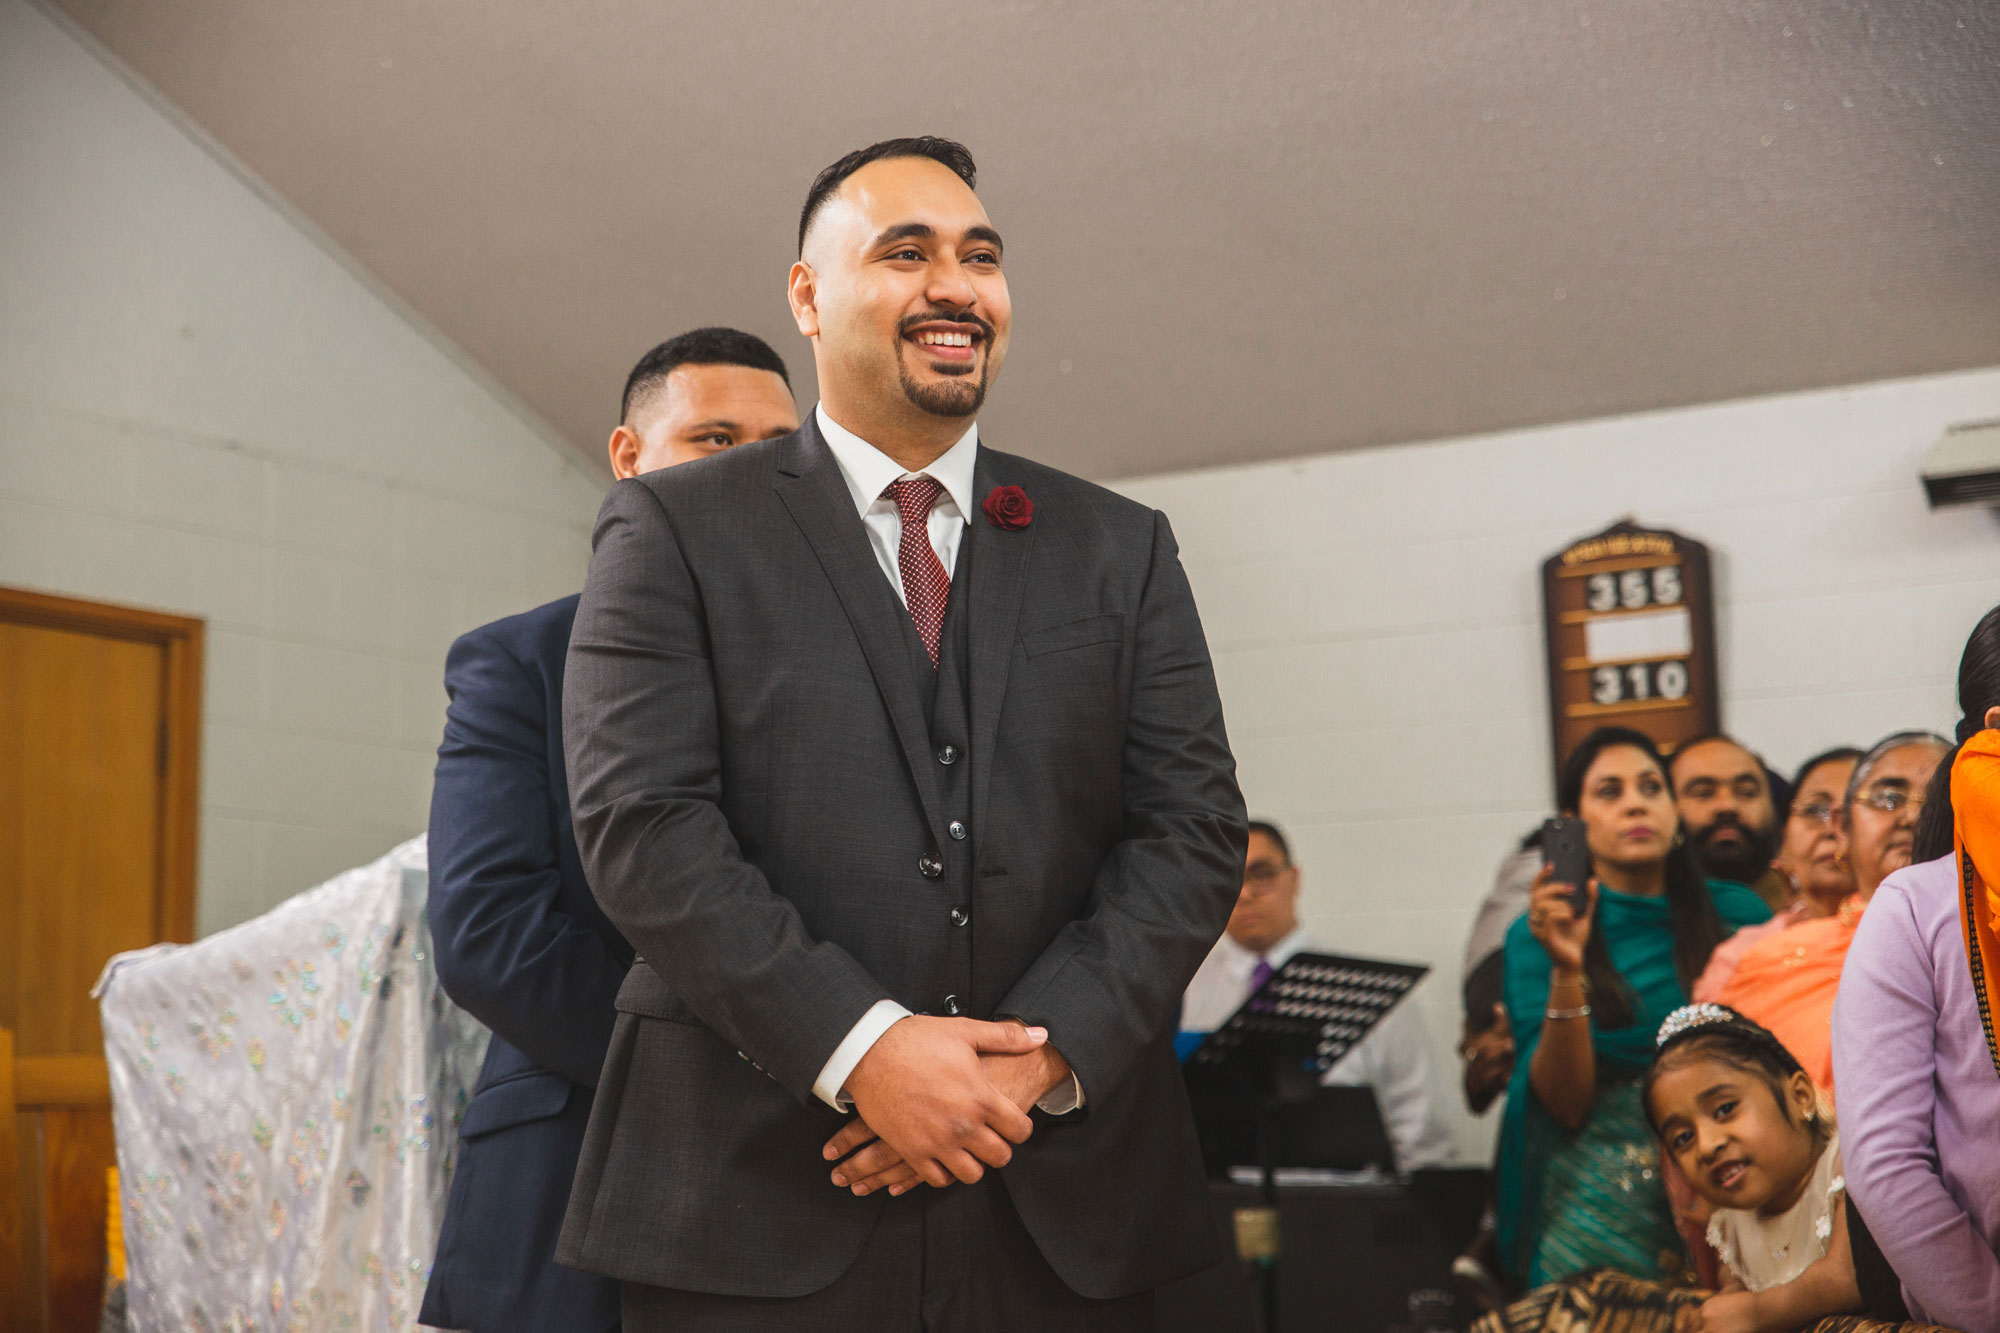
[1656,1002,1735,1048]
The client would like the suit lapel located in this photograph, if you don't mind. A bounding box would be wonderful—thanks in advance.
[965,450,1035,848]
[773,421,946,841]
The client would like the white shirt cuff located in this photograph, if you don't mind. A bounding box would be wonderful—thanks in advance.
[1036,1071,1085,1114]
[813,999,911,1110]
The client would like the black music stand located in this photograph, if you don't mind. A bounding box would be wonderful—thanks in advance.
[1181,952,1429,1333]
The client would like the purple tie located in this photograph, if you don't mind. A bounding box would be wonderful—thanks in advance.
[1249,958,1275,1009]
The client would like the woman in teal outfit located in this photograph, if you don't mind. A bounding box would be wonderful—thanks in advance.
[1497,726,1770,1287]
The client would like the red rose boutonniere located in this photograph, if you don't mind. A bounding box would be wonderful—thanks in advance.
[982,485,1033,531]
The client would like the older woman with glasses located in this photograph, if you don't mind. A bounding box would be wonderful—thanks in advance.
[1692,746,1863,1001]
[1717,730,1948,1098]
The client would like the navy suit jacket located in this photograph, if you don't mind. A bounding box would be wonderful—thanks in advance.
[419,594,633,1332]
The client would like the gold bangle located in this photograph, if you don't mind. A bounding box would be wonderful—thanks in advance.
[1545,1004,1592,1021]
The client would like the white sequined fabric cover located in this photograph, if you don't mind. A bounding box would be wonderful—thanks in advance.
[97,837,490,1332]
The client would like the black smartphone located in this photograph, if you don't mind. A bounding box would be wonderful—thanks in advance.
[1538,816,1593,918]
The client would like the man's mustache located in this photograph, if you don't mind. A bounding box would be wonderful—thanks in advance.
[898,309,994,341]
[1695,811,1749,840]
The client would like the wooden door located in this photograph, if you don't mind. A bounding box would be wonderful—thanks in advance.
[0,586,200,1331]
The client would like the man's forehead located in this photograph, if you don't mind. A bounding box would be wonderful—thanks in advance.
[814,157,990,246]
[1676,739,1760,778]
[638,362,791,428]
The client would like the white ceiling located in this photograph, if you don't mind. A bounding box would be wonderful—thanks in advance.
[45,0,2000,478]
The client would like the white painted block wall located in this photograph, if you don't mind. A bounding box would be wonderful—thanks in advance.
[0,0,605,933]
[1119,367,2000,1163]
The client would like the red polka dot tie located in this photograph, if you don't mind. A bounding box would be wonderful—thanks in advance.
[887,477,950,667]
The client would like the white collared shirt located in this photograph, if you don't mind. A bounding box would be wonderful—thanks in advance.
[809,403,1083,1117]
[816,403,978,598]
[1182,926,1454,1170]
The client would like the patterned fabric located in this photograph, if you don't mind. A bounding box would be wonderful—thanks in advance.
[1473,1270,1960,1333]
[97,837,489,1332]
[1496,880,1771,1284]
[1533,1079,1683,1283]
[887,476,950,664]
[1472,1269,1701,1333]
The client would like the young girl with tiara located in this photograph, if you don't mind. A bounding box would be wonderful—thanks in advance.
[1641,1003,1860,1331]
[1476,1003,1954,1332]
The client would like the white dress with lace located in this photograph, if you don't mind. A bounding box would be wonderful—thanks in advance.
[1705,1131,1845,1292]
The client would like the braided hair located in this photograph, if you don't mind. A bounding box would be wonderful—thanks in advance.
[1640,1003,1831,1145]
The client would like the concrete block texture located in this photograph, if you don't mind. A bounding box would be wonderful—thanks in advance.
[0,0,600,936]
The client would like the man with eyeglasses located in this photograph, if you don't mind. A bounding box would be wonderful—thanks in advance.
[1667,733,1791,910]
[1180,819,1452,1171]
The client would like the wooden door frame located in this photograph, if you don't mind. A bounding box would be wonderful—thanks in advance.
[0,585,202,944]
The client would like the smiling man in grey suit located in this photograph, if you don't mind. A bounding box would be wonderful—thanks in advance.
[556,136,1247,1331]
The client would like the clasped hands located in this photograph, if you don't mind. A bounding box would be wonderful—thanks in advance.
[821,1015,1071,1198]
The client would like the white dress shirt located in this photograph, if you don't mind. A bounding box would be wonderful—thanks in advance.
[1182,926,1454,1170]
[808,404,1081,1116]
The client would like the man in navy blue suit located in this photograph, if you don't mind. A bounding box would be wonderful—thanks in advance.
[419,328,800,1332]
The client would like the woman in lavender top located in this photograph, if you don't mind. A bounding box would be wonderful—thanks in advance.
[1830,602,2000,1329]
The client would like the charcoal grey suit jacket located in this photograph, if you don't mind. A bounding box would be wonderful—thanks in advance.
[555,417,1246,1300]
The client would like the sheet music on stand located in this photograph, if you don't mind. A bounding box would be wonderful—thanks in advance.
[1186,951,1429,1073]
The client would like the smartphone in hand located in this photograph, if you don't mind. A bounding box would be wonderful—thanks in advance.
[1538,816,1593,919]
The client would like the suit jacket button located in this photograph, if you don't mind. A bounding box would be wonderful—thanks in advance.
[948,821,967,840]
[936,744,959,765]
[918,855,944,879]
[944,995,962,1015]
[950,908,969,927]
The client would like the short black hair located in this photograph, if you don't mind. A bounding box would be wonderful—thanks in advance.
[1246,819,1291,865]
[620,327,791,426]
[798,136,978,255]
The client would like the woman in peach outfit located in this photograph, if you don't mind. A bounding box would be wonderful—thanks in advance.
[1717,731,1947,1097]
[1691,747,1860,1002]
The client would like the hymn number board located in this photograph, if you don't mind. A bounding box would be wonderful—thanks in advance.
[1541,521,1720,792]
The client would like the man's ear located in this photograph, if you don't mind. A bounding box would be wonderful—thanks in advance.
[608,425,643,481]
[788,261,820,338]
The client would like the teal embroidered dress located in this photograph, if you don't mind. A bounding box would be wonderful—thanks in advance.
[1495,881,1769,1284]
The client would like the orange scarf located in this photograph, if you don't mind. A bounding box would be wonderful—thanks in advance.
[1955,729,2000,1079]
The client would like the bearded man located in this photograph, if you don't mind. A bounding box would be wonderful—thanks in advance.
[556,137,1247,1332]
